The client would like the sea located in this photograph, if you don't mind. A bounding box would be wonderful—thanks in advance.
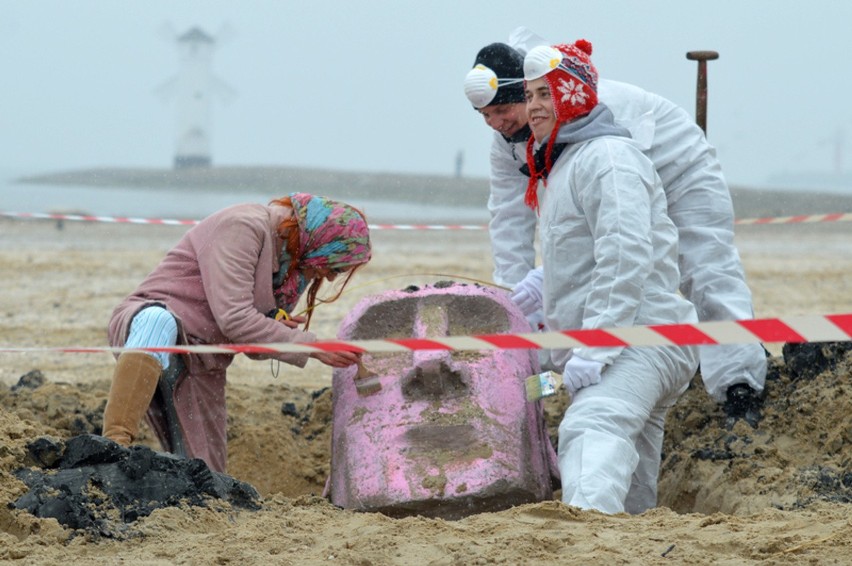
[4,167,851,229]
[0,168,489,225]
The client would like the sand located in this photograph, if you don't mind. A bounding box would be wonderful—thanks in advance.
[1,204,851,565]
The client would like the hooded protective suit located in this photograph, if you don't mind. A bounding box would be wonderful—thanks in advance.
[534,109,699,513]
[486,74,765,402]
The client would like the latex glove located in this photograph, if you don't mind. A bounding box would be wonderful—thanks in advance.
[510,267,543,317]
[562,355,605,396]
[526,310,545,332]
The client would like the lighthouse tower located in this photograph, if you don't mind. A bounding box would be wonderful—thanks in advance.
[160,26,234,169]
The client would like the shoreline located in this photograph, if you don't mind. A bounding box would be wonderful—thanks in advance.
[16,165,492,209]
[17,165,852,220]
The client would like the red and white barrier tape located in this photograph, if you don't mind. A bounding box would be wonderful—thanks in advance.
[734,212,852,225]
[0,211,484,231]
[2,210,851,230]
[1,313,849,356]
[1,211,198,226]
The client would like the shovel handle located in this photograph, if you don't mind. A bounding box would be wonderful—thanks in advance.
[686,50,719,134]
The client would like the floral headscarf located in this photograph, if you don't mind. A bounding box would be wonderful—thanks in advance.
[273,193,371,313]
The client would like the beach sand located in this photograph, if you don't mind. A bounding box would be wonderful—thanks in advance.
[1,203,851,564]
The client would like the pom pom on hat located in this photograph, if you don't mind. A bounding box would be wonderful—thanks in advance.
[463,43,526,108]
[574,39,593,56]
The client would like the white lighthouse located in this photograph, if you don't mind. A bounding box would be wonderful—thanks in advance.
[158,26,235,169]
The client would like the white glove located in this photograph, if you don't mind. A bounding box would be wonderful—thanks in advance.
[526,310,545,332]
[562,355,605,396]
[510,267,543,317]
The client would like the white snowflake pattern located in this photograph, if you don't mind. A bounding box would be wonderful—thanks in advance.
[557,77,588,106]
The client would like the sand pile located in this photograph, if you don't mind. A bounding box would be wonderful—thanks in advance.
[1,217,851,564]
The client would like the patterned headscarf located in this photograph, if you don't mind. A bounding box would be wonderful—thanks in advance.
[273,193,371,313]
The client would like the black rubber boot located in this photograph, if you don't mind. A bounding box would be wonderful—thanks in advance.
[723,384,764,428]
[157,354,188,458]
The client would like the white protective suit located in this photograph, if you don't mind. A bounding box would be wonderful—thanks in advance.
[487,78,766,402]
[538,132,699,515]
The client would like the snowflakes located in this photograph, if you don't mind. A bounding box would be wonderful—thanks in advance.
[557,78,588,106]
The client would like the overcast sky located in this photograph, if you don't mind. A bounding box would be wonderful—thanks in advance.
[2,1,851,190]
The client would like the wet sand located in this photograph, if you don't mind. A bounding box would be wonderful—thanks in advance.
[1,200,851,564]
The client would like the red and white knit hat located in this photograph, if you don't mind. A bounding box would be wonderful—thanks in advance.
[523,39,599,124]
[522,40,599,211]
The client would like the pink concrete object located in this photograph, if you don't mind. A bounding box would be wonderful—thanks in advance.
[328,282,558,519]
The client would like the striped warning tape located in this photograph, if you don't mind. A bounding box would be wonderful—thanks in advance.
[0,211,483,231]
[1,313,849,355]
[734,212,852,225]
[2,210,851,230]
[1,211,198,226]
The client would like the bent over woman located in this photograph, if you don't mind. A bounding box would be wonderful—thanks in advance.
[102,193,371,472]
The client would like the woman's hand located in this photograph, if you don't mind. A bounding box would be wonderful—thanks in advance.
[278,314,307,329]
[310,351,362,368]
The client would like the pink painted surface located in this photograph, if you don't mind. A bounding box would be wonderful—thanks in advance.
[328,282,558,519]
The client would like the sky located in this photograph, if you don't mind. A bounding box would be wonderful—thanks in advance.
[2,0,852,190]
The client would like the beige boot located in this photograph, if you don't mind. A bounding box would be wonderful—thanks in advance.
[102,352,162,446]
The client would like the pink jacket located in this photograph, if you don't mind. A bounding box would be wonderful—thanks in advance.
[108,203,317,472]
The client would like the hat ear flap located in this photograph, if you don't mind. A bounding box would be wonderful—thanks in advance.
[574,39,593,56]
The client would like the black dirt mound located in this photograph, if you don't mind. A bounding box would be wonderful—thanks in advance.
[13,434,260,538]
[782,341,852,380]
